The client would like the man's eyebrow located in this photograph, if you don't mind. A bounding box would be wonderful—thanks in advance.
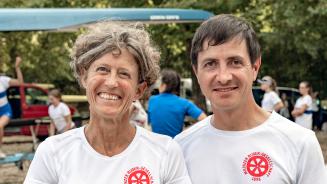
[226,56,244,60]
[201,57,218,62]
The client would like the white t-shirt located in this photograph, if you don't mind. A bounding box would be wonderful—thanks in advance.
[130,100,148,128]
[24,126,191,184]
[294,95,313,129]
[0,76,11,107]
[261,91,281,112]
[48,102,71,133]
[175,112,327,184]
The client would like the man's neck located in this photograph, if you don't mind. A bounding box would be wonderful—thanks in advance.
[211,101,270,131]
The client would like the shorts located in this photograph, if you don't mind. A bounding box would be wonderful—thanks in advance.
[0,104,13,118]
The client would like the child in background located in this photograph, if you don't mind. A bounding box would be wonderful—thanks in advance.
[48,89,74,135]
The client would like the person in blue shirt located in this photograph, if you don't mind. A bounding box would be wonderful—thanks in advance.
[148,69,206,137]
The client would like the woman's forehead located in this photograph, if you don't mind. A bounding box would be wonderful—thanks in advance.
[91,49,138,69]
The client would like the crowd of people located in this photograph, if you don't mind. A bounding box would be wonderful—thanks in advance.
[0,14,326,183]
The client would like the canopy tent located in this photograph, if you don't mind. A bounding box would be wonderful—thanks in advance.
[0,8,214,31]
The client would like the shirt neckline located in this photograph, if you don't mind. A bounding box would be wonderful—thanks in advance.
[208,111,276,136]
[79,125,140,160]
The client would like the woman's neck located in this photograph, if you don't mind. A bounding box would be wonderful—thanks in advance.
[266,88,273,92]
[85,112,136,157]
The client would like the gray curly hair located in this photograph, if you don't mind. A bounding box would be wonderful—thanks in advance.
[70,22,160,90]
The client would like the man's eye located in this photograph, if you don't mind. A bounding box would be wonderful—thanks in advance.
[230,59,243,66]
[204,61,217,68]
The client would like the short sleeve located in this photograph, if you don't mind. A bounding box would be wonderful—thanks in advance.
[48,106,52,118]
[185,101,202,120]
[162,140,192,184]
[24,139,58,184]
[296,132,327,184]
[61,103,71,116]
[0,76,11,90]
[271,92,282,105]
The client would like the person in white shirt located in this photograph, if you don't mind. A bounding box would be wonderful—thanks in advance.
[175,14,327,184]
[0,56,23,158]
[292,81,313,129]
[130,100,148,128]
[24,22,191,184]
[258,75,284,112]
[48,89,74,135]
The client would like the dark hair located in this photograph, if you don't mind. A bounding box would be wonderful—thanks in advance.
[269,77,277,92]
[191,14,261,67]
[161,69,180,95]
[49,89,62,101]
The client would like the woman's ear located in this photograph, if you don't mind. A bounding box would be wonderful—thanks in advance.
[79,69,88,88]
[134,82,147,101]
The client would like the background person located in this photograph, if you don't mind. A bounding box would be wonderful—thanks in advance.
[311,91,322,130]
[279,92,290,119]
[148,69,207,138]
[258,75,284,112]
[48,89,74,136]
[0,56,23,158]
[130,100,148,128]
[24,22,191,183]
[292,81,313,129]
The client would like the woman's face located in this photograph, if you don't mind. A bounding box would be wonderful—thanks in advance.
[81,48,146,119]
[299,82,309,96]
[260,83,269,91]
[48,95,60,105]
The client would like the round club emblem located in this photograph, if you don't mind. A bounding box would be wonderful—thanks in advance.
[246,155,269,177]
[124,166,153,184]
[242,152,273,181]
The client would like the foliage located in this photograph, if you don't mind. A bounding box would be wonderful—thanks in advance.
[0,0,327,102]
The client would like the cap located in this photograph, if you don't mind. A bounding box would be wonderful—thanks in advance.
[257,76,273,85]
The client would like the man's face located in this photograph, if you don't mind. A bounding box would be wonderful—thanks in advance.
[194,37,260,112]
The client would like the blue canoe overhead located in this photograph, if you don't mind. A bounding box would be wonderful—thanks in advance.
[0,8,214,31]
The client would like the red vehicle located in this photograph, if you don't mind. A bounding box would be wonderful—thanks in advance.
[5,83,77,138]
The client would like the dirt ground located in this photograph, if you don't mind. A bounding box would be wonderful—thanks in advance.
[0,136,33,184]
[1,132,327,184]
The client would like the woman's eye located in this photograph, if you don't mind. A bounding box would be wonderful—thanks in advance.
[119,72,131,78]
[96,66,109,73]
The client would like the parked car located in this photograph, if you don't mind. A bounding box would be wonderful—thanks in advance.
[151,78,327,127]
[4,83,79,139]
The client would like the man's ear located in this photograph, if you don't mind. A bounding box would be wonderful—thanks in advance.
[192,64,201,84]
[252,57,261,81]
[134,82,147,100]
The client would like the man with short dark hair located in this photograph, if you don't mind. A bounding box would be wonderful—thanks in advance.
[175,14,327,183]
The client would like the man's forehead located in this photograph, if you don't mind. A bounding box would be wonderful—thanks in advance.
[201,36,245,51]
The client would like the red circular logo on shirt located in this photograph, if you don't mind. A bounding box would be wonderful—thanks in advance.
[246,155,269,177]
[124,166,153,184]
[242,152,273,182]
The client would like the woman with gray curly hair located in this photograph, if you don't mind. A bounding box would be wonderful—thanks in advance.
[24,22,191,184]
